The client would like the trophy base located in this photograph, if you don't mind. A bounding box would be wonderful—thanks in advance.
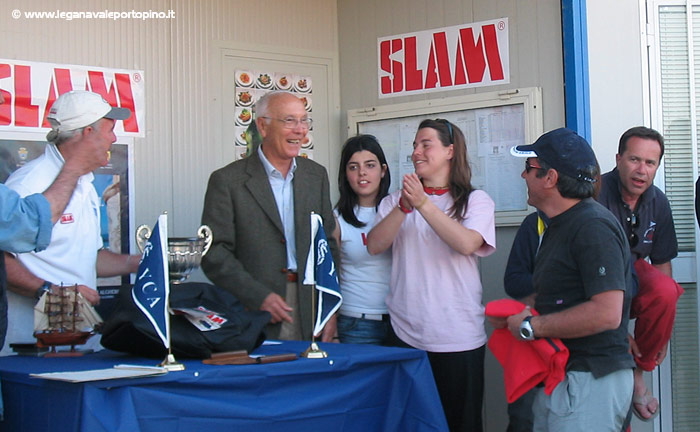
[301,342,328,359]
[159,354,186,371]
[169,278,188,285]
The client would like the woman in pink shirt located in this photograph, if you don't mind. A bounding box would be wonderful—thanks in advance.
[367,119,496,432]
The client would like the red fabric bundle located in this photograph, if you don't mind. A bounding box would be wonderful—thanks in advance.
[485,298,569,403]
[631,258,684,371]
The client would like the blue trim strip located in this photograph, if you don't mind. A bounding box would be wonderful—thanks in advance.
[561,0,591,142]
[544,337,562,353]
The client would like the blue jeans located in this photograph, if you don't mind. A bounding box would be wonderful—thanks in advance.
[337,314,388,345]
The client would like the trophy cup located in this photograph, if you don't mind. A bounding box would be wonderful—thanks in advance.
[134,223,213,370]
[135,225,213,283]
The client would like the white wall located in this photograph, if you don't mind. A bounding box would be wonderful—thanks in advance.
[587,4,663,431]
[587,0,646,172]
[337,0,566,135]
[0,0,339,239]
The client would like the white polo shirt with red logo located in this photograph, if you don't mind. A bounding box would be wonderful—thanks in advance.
[1,144,103,355]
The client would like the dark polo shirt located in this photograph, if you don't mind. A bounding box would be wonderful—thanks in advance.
[534,199,635,378]
[597,169,678,264]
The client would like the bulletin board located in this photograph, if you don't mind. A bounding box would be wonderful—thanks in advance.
[347,87,542,226]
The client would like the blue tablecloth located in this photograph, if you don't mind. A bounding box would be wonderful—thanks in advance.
[0,341,447,432]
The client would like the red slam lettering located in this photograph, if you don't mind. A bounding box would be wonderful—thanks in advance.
[424,32,452,89]
[380,39,405,95]
[208,314,226,325]
[90,71,139,133]
[0,64,139,132]
[42,68,74,128]
[89,71,119,106]
[114,73,139,133]
[404,36,423,91]
[381,23,506,95]
[456,24,504,84]
[0,64,11,126]
[13,65,39,127]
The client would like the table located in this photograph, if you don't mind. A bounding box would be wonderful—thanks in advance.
[0,341,448,432]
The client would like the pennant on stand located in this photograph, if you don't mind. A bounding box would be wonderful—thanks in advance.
[132,214,170,348]
[303,213,342,336]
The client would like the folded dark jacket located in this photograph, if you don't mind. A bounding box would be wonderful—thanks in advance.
[485,298,569,403]
[102,282,270,359]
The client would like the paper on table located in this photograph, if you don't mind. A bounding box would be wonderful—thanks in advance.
[30,364,168,383]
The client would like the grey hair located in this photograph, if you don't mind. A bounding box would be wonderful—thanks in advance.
[254,90,292,119]
[538,159,598,199]
[48,119,100,146]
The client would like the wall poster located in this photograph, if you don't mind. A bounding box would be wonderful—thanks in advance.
[233,70,313,160]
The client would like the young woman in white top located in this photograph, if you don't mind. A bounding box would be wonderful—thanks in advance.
[333,135,392,345]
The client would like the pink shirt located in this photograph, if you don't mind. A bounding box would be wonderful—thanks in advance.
[376,189,496,352]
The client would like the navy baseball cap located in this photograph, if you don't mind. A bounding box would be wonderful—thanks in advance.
[510,128,597,182]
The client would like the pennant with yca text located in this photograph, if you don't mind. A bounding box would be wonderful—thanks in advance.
[132,214,170,348]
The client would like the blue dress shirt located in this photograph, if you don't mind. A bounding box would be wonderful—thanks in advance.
[258,146,298,271]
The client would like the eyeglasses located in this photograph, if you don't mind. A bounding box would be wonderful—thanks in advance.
[435,118,454,144]
[260,116,313,130]
[627,212,640,247]
[525,160,544,174]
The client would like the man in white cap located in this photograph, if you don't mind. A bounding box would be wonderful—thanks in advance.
[1,90,141,355]
[0,90,108,244]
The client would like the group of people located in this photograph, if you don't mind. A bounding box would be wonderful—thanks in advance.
[0,88,684,432]
[501,127,682,431]
[201,92,496,431]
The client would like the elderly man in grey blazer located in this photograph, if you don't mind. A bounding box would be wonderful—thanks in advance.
[202,91,338,341]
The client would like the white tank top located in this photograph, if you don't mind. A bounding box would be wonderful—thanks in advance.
[335,206,392,315]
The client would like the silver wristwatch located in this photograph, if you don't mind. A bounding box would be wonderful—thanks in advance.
[519,316,535,341]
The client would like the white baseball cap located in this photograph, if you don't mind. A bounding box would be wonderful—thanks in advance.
[46,90,131,142]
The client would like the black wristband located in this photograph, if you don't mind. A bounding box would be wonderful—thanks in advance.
[35,281,52,300]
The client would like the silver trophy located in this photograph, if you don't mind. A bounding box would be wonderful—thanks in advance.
[135,225,213,284]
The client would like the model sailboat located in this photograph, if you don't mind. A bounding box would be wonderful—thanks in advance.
[33,285,103,356]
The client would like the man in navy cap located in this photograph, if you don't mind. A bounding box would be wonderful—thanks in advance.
[491,128,635,431]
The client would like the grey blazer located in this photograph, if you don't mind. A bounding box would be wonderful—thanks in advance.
[201,151,337,339]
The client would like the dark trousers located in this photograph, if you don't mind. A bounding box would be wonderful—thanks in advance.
[507,387,536,432]
[386,323,484,432]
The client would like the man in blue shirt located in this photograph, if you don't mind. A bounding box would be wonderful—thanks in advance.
[202,91,338,341]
